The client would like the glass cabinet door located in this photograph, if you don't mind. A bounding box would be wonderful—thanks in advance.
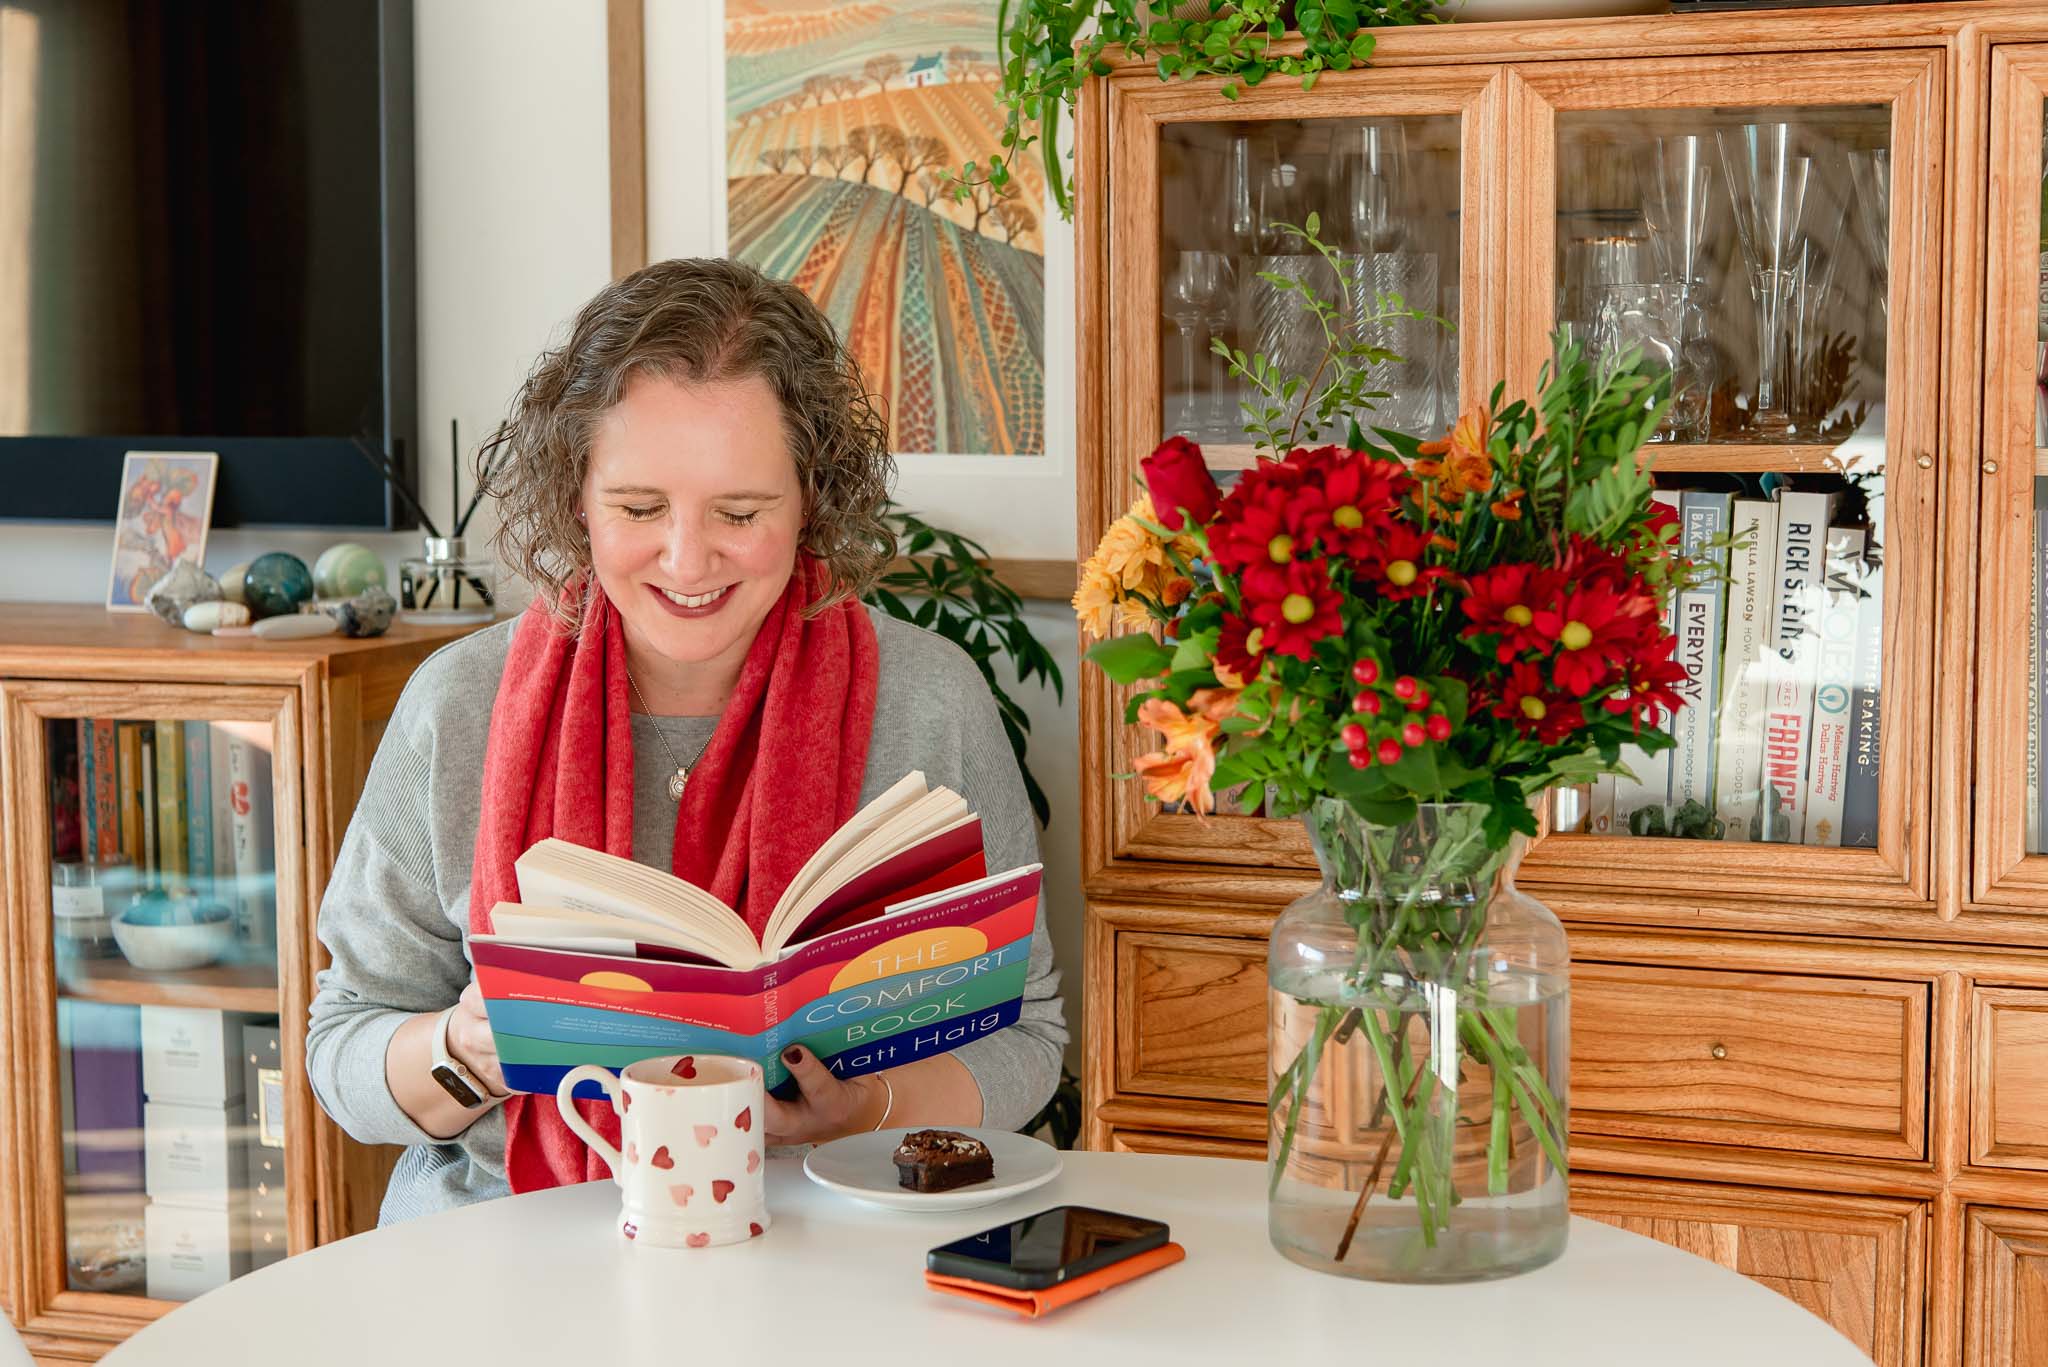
[3,682,301,1333]
[1508,51,1942,904]
[1099,65,1504,868]
[1973,47,2048,909]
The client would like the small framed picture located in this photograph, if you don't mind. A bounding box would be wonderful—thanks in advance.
[106,451,219,612]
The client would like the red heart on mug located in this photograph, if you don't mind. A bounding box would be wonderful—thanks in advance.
[620,1091,632,1113]
[712,1180,734,1204]
[669,1184,693,1208]
[745,1150,760,1174]
[671,1056,697,1080]
[625,1141,639,1166]
[650,1146,674,1170]
[623,1221,637,1240]
[734,1106,752,1133]
[694,1125,717,1148]
[686,1233,710,1249]
[749,1223,764,1238]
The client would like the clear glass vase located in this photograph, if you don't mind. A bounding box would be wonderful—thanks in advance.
[1267,799,1570,1283]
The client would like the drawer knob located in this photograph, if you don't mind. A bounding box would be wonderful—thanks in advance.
[1915,453,1933,469]
[1710,1043,1728,1060]
[1984,459,2001,474]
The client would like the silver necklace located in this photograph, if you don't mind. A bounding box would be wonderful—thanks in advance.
[625,668,713,802]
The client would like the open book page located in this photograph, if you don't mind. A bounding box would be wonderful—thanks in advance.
[482,904,728,965]
[762,781,972,952]
[512,841,760,966]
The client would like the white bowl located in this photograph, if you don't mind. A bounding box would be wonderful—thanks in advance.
[110,915,234,972]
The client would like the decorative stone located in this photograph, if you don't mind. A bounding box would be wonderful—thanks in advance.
[218,561,251,605]
[319,585,397,638]
[210,625,257,637]
[143,561,222,627]
[314,542,387,598]
[242,553,315,620]
[251,613,338,640]
[182,601,251,633]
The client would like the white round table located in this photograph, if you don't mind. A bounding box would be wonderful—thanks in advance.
[109,1152,1869,1364]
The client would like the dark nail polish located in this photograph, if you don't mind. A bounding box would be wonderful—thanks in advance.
[784,1046,803,1065]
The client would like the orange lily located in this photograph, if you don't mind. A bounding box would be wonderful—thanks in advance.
[1133,745,1219,816]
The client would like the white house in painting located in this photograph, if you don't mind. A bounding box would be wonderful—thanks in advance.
[906,53,946,87]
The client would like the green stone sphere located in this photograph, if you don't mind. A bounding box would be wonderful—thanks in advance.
[314,542,387,598]
[243,553,315,620]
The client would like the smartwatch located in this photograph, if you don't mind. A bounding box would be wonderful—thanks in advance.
[430,1006,497,1109]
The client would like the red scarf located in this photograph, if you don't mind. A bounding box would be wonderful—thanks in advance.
[468,558,879,1192]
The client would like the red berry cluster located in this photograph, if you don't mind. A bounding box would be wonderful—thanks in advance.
[1340,657,1455,769]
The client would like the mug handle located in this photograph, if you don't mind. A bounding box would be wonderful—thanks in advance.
[555,1065,625,1181]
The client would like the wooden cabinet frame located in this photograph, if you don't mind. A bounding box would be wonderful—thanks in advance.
[1509,49,1945,905]
[0,682,308,1347]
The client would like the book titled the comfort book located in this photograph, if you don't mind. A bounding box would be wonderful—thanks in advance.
[472,773,1040,1100]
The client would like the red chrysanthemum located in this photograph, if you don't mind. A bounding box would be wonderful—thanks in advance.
[1352,521,1449,603]
[1557,533,1636,592]
[1532,581,1657,696]
[1208,479,1333,578]
[1241,560,1344,660]
[1215,611,1269,686]
[1489,661,1587,745]
[1460,562,1564,662]
[1314,451,1412,558]
[1601,632,1690,730]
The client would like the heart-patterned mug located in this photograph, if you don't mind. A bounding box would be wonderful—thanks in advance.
[556,1054,769,1248]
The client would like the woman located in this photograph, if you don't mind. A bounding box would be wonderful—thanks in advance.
[307,258,1067,1223]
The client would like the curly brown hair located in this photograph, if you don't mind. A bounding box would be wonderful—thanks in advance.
[480,257,896,626]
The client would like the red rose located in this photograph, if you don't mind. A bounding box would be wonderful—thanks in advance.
[1142,436,1223,532]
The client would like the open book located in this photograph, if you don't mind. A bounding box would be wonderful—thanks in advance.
[472,773,1041,1099]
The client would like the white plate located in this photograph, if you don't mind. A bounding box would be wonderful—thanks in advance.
[802,1128,1062,1212]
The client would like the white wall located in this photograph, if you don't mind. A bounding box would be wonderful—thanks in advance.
[1,0,1087,1075]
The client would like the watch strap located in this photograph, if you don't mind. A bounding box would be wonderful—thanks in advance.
[430,1006,491,1109]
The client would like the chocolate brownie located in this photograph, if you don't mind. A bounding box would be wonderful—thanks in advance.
[893,1129,995,1193]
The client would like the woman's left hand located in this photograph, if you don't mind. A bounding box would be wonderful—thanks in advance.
[763,1045,887,1146]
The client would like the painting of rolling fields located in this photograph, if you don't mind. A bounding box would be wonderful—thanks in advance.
[724,0,1045,456]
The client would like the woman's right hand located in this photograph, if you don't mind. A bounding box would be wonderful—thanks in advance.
[446,977,508,1099]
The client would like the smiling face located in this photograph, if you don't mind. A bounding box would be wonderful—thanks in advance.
[580,370,804,708]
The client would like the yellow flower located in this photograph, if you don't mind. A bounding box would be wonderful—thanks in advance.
[1072,555,1120,639]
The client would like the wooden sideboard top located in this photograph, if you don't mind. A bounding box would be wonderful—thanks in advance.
[0,601,493,676]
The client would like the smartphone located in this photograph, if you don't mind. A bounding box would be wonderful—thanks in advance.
[927,1205,1170,1291]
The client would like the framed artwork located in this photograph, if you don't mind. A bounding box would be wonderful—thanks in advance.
[615,0,1077,586]
[106,450,217,612]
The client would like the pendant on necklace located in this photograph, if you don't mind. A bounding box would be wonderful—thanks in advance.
[668,767,690,802]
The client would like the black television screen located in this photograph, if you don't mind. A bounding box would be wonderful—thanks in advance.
[0,0,417,528]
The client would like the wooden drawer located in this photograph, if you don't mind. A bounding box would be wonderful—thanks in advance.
[1572,963,1929,1161]
[1964,1207,2048,1367]
[1971,988,2048,1170]
[1108,1129,1264,1162]
[1574,1174,1925,1367]
[1114,931,1267,1105]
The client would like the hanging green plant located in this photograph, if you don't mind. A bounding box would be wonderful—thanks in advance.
[952,0,1447,221]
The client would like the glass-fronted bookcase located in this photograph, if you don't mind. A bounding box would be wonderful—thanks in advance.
[0,606,482,1358]
[1075,9,2048,1366]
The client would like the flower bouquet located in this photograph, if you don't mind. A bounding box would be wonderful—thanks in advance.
[1076,339,1712,1281]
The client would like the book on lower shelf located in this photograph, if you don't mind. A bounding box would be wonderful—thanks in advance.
[474,771,1040,1099]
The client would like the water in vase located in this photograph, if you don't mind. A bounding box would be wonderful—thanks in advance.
[1266,965,1570,1283]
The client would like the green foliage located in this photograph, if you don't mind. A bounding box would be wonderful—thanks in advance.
[951,0,1445,219]
[866,505,1064,826]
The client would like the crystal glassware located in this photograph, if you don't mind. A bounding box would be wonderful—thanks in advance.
[1640,135,1717,440]
[1338,121,1408,254]
[1246,251,1340,433]
[399,537,497,626]
[1164,250,1234,440]
[1847,148,1891,318]
[1355,250,1441,438]
[1718,123,1831,439]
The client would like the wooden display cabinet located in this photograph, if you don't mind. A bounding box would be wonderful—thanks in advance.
[0,606,483,1361]
[1076,5,2048,1362]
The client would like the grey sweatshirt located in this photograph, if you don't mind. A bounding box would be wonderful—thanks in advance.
[306,607,1068,1225]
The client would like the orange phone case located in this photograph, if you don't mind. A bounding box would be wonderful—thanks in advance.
[923,1240,1186,1318]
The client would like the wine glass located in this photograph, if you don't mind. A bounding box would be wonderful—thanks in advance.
[1640,135,1717,440]
[1847,148,1890,319]
[1718,123,1830,438]
[1165,251,1234,440]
